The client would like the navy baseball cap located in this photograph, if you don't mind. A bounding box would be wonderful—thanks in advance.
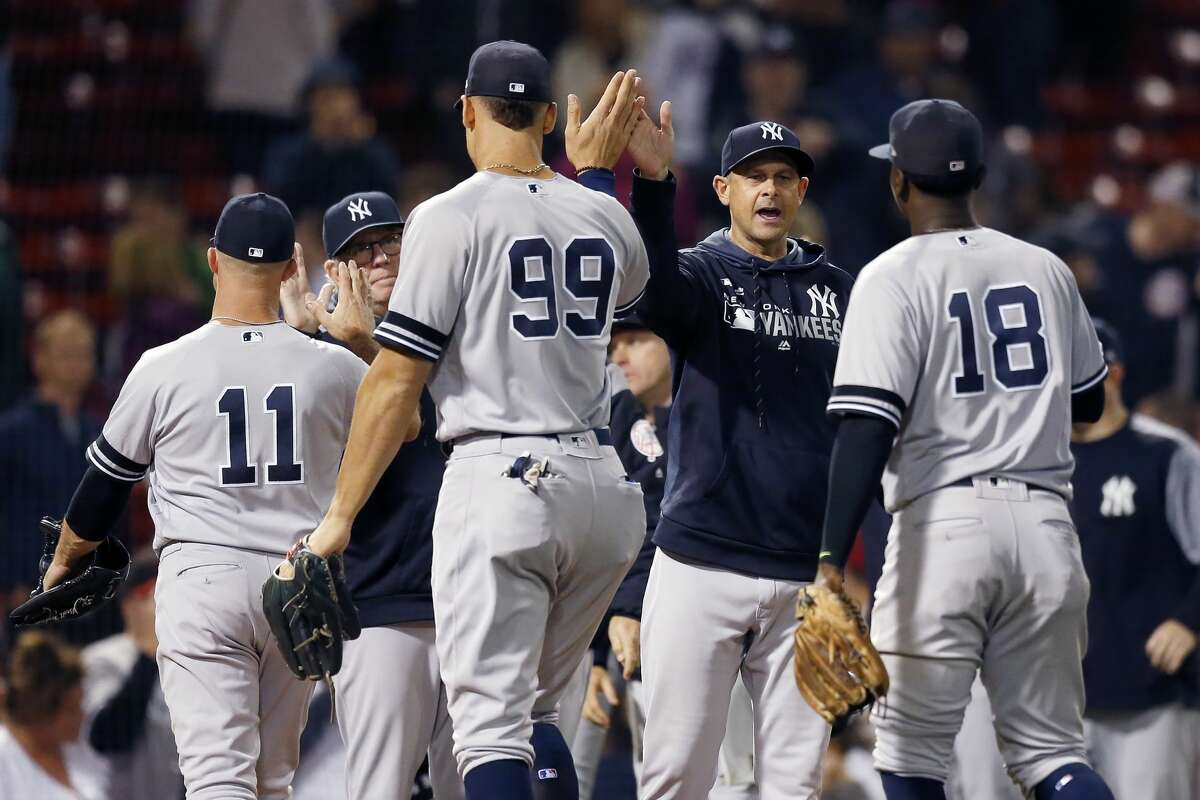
[721,121,815,177]
[323,191,405,258]
[612,312,650,334]
[456,40,552,108]
[212,193,295,264]
[1092,318,1124,365]
[869,99,984,191]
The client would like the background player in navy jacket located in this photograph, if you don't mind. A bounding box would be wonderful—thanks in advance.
[280,191,460,800]
[575,107,853,798]
[1070,320,1200,799]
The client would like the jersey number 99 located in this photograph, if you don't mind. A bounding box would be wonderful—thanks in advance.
[508,237,615,340]
[947,284,1049,395]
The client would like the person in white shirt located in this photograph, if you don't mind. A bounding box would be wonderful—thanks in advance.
[83,553,183,800]
[0,631,106,800]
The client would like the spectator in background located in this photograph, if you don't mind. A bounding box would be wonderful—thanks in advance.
[551,0,652,118]
[263,59,401,284]
[83,554,182,800]
[0,220,22,411]
[188,0,340,174]
[0,311,101,611]
[0,631,106,799]
[108,178,209,382]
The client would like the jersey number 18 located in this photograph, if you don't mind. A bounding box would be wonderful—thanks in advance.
[947,284,1049,395]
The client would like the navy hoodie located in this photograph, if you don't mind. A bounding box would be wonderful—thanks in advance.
[317,332,443,627]
[630,173,854,581]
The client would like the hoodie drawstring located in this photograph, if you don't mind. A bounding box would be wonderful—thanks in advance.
[783,272,805,377]
[751,264,768,431]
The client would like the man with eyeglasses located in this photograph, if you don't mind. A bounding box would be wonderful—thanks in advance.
[281,190,463,799]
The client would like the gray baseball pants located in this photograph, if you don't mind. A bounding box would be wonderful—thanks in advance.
[432,431,644,778]
[336,621,463,799]
[155,541,314,800]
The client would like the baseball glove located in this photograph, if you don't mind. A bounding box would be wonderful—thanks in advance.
[262,539,360,683]
[793,584,889,726]
[9,517,131,627]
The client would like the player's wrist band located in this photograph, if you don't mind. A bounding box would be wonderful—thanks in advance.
[574,166,611,174]
[575,167,616,199]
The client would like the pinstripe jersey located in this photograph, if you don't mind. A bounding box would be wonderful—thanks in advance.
[87,321,366,553]
[373,171,650,441]
[827,226,1107,511]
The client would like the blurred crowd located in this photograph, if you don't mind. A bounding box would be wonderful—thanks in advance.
[0,0,1198,797]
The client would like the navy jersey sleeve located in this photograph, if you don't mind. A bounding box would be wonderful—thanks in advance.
[629,172,710,347]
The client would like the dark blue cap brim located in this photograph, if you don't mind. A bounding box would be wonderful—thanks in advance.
[328,219,405,259]
[868,143,892,160]
[724,145,815,177]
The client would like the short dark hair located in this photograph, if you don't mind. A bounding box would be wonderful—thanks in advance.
[480,97,546,131]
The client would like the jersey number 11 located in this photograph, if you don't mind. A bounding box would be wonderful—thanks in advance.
[217,385,304,487]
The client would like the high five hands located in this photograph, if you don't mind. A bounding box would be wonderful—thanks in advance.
[565,69,675,181]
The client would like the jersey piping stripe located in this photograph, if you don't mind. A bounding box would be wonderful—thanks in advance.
[614,286,646,317]
[86,443,146,482]
[826,399,902,429]
[94,435,148,473]
[374,328,440,362]
[381,311,448,348]
[375,319,443,356]
[830,384,907,413]
[1071,363,1109,394]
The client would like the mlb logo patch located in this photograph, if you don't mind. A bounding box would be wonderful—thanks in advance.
[248,247,264,258]
[509,82,526,93]
[537,769,558,780]
[242,331,264,343]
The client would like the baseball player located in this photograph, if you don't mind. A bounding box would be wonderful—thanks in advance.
[35,193,370,800]
[815,99,1115,799]
[575,106,853,797]
[1070,320,1200,798]
[280,190,463,799]
[303,44,650,800]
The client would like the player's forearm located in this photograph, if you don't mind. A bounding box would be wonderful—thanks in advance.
[65,466,135,542]
[819,415,895,570]
[326,351,431,525]
[52,519,101,566]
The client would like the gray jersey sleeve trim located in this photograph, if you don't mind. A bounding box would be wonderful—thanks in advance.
[1132,414,1200,564]
[826,399,902,429]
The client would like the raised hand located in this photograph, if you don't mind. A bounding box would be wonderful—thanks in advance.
[628,100,674,181]
[308,260,377,360]
[565,69,646,172]
[280,242,320,333]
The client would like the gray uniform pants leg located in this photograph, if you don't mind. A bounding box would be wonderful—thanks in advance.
[155,542,314,800]
[947,677,1021,800]
[1085,703,1200,800]
[432,434,644,779]
[336,622,462,800]
[640,550,830,800]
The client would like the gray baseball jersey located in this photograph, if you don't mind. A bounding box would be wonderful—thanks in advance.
[87,321,366,553]
[373,171,650,441]
[827,226,1106,511]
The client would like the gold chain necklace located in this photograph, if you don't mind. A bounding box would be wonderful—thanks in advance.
[484,162,550,176]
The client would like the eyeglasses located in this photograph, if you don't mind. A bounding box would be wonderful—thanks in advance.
[343,231,403,265]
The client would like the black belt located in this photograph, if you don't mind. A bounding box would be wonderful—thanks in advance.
[445,427,612,455]
[949,476,1065,500]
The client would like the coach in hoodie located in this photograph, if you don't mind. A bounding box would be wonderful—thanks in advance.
[575,106,852,798]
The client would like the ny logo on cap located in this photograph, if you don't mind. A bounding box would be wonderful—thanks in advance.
[248,247,264,258]
[509,82,525,93]
[348,198,372,222]
[760,122,784,141]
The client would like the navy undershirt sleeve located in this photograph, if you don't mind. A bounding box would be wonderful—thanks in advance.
[819,415,896,569]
